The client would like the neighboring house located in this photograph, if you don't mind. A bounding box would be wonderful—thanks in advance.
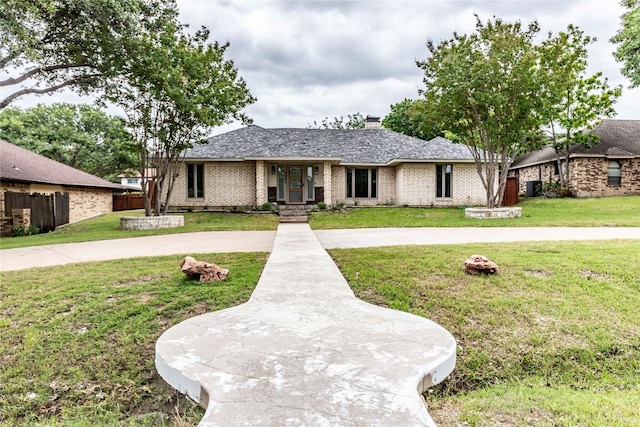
[510,119,640,197]
[166,119,490,210]
[1,139,123,227]
[117,168,156,191]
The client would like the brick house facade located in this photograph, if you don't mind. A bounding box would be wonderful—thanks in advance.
[166,122,492,210]
[510,120,640,197]
[1,139,122,232]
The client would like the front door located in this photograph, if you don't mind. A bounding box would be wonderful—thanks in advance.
[288,166,304,204]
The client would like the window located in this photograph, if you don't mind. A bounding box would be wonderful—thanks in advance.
[346,168,377,199]
[187,163,204,198]
[608,161,621,186]
[436,164,452,198]
[126,178,138,184]
[307,166,315,200]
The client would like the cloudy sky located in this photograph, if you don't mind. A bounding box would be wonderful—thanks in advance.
[174,0,639,134]
[3,0,638,135]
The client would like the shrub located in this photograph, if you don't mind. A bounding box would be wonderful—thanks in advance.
[317,202,327,210]
[260,202,273,211]
[12,224,40,237]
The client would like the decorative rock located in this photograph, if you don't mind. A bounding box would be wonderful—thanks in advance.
[464,254,499,275]
[464,207,522,219]
[180,256,229,282]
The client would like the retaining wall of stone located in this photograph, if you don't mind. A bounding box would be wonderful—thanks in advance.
[120,215,184,230]
[465,207,522,219]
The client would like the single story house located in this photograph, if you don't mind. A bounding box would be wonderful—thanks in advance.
[509,119,640,197]
[167,118,490,210]
[1,139,123,230]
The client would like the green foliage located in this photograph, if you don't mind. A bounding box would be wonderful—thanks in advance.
[110,20,256,216]
[0,104,137,181]
[260,202,274,211]
[417,16,547,208]
[331,240,640,425]
[538,25,622,187]
[11,224,40,237]
[0,0,178,109]
[317,202,327,210]
[611,0,640,87]
[382,98,440,140]
[308,113,366,129]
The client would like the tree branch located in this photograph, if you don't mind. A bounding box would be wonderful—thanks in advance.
[0,74,101,109]
[0,62,94,87]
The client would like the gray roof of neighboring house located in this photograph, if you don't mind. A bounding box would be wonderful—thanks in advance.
[511,119,640,168]
[1,139,123,190]
[185,126,476,164]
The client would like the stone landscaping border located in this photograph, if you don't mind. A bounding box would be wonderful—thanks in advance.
[120,215,184,230]
[464,207,522,219]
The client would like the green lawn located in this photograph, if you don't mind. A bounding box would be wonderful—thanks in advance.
[310,195,640,229]
[0,252,268,426]
[0,210,279,250]
[330,240,640,426]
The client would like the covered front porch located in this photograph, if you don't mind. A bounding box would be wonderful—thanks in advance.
[255,160,336,206]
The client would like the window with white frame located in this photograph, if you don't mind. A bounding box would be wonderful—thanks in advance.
[436,164,452,198]
[607,161,621,186]
[346,168,377,199]
[187,163,204,198]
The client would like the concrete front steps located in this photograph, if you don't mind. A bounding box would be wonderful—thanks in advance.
[278,204,309,223]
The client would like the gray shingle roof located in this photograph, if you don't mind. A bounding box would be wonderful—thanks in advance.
[1,139,123,190]
[185,126,475,164]
[511,119,640,168]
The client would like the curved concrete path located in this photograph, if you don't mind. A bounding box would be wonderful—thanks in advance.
[156,224,456,426]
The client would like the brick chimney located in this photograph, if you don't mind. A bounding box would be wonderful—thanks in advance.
[365,115,381,129]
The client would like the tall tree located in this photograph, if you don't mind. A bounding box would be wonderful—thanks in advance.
[382,98,440,140]
[539,26,622,188]
[0,0,176,109]
[611,0,640,87]
[109,22,255,216]
[308,113,365,129]
[0,104,137,181]
[417,16,546,208]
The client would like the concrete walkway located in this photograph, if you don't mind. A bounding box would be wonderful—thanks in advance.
[155,224,456,426]
[2,227,639,271]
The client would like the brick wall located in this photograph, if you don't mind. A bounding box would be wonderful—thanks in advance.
[513,158,640,197]
[168,161,257,208]
[396,163,487,206]
[1,182,112,225]
[570,157,640,197]
[67,188,113,223]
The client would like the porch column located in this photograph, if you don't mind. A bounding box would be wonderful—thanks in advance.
[323,161,332,206]
[256,160,266,207]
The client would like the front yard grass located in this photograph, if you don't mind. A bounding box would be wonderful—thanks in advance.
[0,252,268,426]
[310,195,640,229]
[330,240,640,426]
[1,240,638,426]
[0,210,279,250]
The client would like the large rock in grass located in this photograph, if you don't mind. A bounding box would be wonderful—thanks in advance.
[464,254,499,275]
[180,256,229,282]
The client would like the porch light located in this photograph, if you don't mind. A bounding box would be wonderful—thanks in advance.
[314,166,319,175]
[271,165,276,175]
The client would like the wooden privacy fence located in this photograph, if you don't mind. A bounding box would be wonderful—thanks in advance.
[4,191,70,232]
[113,193,146,211]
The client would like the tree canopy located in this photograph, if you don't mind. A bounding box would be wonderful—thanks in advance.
[417,16,547,208]
[539,25,621,188]
[382,98,440,140]
[611,0,640,87]
[0,0,176,109]
[0,103,137,182]
[308,113,365,129]
[108,21,256,215]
